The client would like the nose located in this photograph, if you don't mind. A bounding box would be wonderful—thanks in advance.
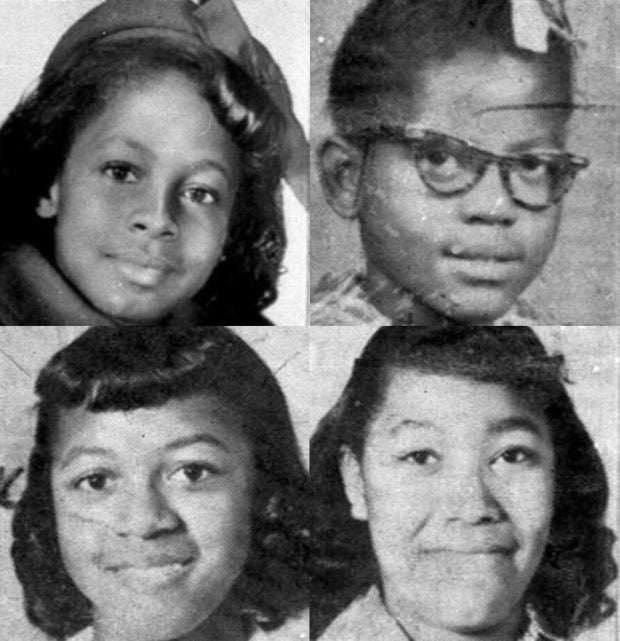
[115,481,182,540]
[127,188,178,240]
[441,465,504,525]
[458,164,518,227]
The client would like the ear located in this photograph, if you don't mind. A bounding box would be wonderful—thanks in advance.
[36,182,59,219]
[318,136,364,220]
[339,446,368,521]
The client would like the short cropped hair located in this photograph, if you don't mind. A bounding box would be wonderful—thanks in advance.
[12,327,308,640]
[0,38,285,319]
[311,327,616,639]
[329,0,574,137]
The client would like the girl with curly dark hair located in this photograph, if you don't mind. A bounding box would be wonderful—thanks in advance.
[0,0,308,326]
[12,327,309,641]
[311,327,616,640]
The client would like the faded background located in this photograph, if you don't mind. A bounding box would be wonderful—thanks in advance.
[310,0,619,325]
[0,326,310,641]
[0,0,309,326]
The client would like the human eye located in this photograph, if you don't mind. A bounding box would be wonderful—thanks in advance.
[492,446,539,469]
[102,161,139,184]
[398,449,440,467]
[513,154,552,183]
[181,185,220,206]
[72,470,116,493]
[168,462,221,488]
[415,143,464,183]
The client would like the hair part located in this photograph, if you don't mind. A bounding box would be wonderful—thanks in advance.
[0,37,286,318]
[329,0,575,137]
[12,327,308,639]
[310,327,616,639]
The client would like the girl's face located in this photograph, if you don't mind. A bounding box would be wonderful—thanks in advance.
[342,372,554,639]
[358,50,568,324]
[51,395,253,641]
[42,71,240,324]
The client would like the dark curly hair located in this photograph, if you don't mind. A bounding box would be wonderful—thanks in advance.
[310,327,616,639]
[0,36,286,322]
[329,0,574,138]
[12,327,308,640]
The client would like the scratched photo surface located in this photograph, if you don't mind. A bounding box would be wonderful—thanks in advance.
[0,0,309,327]
[0,327,309,641]
[310,0,619,325]
[309,326,618,641]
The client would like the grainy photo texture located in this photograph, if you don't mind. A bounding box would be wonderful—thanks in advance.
[0,327,309,641]
[310,326,618,641]
[0,0,309,327]
[310,0,619,326]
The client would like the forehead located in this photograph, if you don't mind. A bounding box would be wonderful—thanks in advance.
[72,71,240,177]
[367,370,550,443]
[401,49,569,147]
[51,394,252,462]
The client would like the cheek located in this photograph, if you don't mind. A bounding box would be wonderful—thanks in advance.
[184,490,252,556]
[181,216,230,269]
[502,471,554,549]
[363,466,430,543]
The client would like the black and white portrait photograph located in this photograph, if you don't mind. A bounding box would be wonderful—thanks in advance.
[0,0,309,327]
[0,326,310,641]
[310,326,618,641]
[310,0,619,326]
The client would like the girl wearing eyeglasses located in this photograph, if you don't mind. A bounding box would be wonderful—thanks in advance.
[311,0,589,326]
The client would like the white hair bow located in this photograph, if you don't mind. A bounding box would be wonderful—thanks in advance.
[511,0,581,53]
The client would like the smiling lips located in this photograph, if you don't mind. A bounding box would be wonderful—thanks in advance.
[444,244,523,282]
[107,251,177,287]
[105,553,195,592]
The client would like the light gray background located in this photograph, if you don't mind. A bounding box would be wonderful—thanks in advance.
[310,0,619,325]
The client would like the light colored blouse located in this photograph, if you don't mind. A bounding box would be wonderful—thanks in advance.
[318,586,564,641]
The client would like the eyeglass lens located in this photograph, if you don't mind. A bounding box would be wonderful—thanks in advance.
[410,135,578,210]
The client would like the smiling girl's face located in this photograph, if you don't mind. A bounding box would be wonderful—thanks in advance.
[40,71,240,324]
[341,371,554,640]
[51,394,253,641]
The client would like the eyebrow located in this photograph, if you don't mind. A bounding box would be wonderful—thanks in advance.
[487,416,548,439]
[57,434,230,471]
[388,415,547,439]
[98,136,235,188]
[388,419,437,436]
[58,446,116,471]
[163,434,231,455]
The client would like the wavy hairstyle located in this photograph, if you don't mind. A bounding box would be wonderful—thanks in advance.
[12,327,308,640]
[329,0,574,138]
[0,36,285,321]
[311,327,616,639]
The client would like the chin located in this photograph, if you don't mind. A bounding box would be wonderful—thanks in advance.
[96,295,174,325]
[412,588,518,635]
[438,289,518,325]
[96,603,206,641]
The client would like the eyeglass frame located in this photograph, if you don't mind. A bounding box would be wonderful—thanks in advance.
[352,125,590,213]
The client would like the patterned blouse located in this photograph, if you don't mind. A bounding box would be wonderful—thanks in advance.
[310,271,558,327]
